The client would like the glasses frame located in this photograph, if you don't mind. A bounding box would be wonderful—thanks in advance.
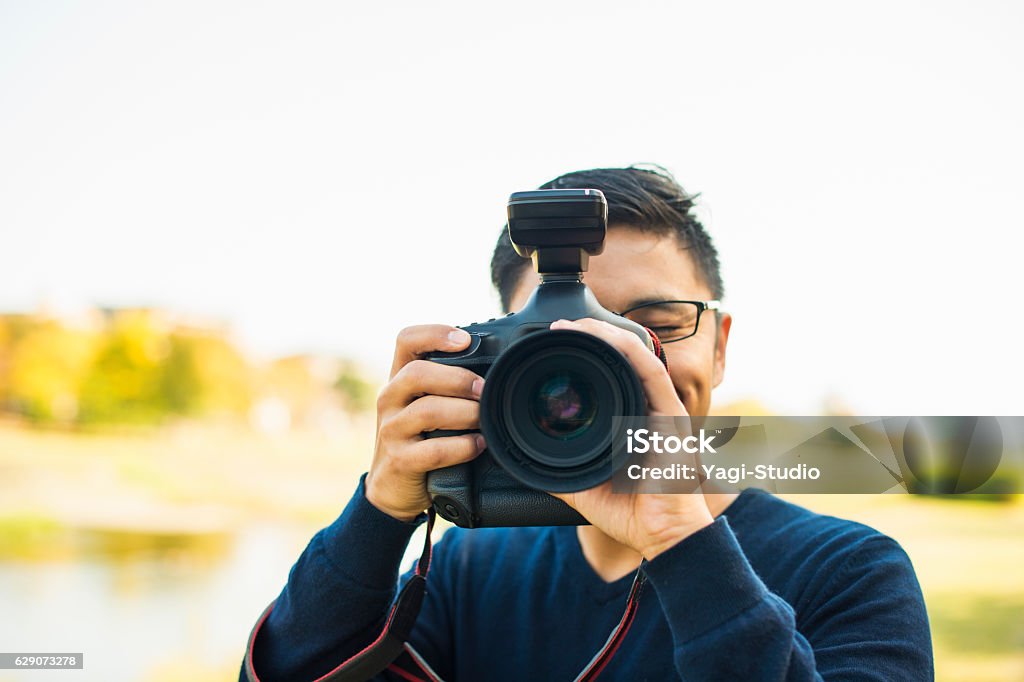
[617,299,721,344]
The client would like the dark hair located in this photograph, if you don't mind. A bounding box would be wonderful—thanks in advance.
[490,165,725,312]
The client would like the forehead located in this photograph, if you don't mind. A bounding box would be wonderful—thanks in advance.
[581,227,710,312]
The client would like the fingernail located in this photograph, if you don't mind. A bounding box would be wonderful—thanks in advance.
[448,329,471,347]
[472,378,485,398]
[474,434,486,451]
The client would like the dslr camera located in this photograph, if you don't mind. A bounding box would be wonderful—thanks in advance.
[426,189,663,527]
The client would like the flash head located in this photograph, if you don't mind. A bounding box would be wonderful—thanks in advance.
[507,189,607,274]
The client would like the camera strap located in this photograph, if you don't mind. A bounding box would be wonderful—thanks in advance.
[572,563,647,682]
[244,506,648,682]
[243,508,437,682]
[643,326,669,371]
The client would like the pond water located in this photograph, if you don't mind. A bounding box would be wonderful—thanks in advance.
[0,521,347,682]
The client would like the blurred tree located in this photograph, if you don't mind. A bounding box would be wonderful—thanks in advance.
[1,308,366,428]
[160,333,203,415]
[5,319,97,423]
[77,310,171,425]
[334,360,376,413]
[0,316,12,406]
[77,311,252,425]
[0,315,35,408]
[176,331,251,416]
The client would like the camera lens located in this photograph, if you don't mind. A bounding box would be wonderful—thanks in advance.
[529,371,596,439]
[479,329,646,493]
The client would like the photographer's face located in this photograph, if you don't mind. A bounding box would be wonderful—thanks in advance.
[507,227,732,418]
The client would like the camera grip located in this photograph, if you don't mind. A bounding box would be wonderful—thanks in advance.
[427,448,587,528]
[426,461,476,526]
[476,487,586,527]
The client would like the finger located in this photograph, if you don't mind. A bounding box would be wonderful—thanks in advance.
[388,394,481,437]
[381,360,484,409]
[547,483,607,517]
[407,433,486,472]
[390,324,472,379]
[548,490,573,506]
[550,318,683,415]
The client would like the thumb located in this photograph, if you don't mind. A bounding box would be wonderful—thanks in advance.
[547,490,580,510]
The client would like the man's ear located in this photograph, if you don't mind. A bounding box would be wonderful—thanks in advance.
[712,313,732,388]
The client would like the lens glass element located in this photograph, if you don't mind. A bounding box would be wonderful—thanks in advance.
[528,370,596,439]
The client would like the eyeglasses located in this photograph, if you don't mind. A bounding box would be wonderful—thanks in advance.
[617,300,721,344]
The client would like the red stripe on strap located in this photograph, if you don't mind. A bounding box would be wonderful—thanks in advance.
[574,565,647,681]
[387,664,428,682]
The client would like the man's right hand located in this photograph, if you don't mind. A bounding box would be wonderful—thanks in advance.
[364,325,486,521]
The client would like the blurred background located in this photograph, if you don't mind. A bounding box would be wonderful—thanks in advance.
[1,1,1022,680]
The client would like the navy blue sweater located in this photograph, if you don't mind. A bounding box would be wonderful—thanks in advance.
[242,478,933,681]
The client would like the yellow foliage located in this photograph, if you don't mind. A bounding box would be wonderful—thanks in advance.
[6,321,98,422]
[0,309,366,426]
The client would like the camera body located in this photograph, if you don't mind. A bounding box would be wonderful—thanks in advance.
[425,189,658,528]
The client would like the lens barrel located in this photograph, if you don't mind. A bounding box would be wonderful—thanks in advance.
[479,329,646,492]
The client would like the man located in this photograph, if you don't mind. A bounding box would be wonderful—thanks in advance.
[241,167,933,681]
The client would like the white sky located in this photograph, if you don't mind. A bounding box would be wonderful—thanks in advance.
[1,0,1022,415]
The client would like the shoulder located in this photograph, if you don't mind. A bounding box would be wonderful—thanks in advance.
[730,488,903,558]
[729,490,922,613]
